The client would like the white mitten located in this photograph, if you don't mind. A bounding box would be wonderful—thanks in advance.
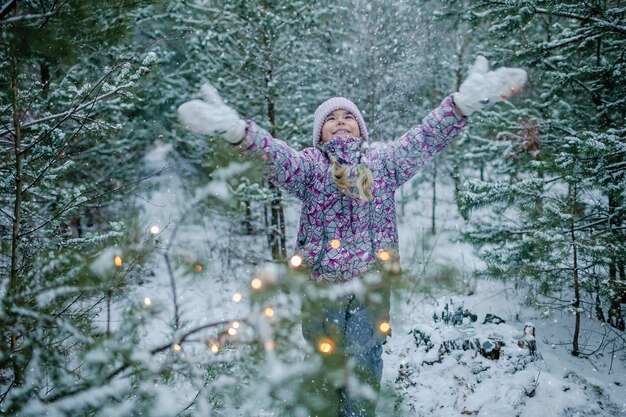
[453,56,527,116]
[177,84,246,144]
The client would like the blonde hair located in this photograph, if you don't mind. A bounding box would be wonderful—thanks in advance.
[329,155,373,202]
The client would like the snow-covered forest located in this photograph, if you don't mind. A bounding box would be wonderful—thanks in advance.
[1,1,625,416]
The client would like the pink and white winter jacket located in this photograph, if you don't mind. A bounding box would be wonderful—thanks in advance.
[242,95,466,283]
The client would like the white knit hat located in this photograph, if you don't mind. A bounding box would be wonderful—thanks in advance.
[312,97,368,147]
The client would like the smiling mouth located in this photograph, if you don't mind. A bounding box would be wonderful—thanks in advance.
[333,129,352,135]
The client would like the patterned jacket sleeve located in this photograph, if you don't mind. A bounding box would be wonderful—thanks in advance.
[240,120,316,201]
[370,95,467,189]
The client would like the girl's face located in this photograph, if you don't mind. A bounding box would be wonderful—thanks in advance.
[320,109,361,145]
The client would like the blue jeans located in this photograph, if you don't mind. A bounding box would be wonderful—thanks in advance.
[301,291,389,417]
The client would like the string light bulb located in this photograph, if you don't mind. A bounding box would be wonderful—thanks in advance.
[330,239,341,249]
[114,255,123,267]
[232,321,240,329]
[150,225,160,234]
[290,255,303,268]
[263,307,274,318]
[143,297,151,306]
[379,321,391,334]
[232,292,243,302]
[264,341,275,351]
[318,338,334,354]
[377,250,390,261]
[251,278,262,290]
[210,343,219,353]
[227,327,237,336]
[195,264,203,272]
[172,343,182,351]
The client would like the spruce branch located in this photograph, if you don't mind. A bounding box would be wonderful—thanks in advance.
[477,1,626,35]
[18,167,166,239]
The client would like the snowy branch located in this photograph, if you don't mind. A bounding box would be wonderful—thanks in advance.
[36,314,248,405]
[479,1,626,35]
[2,11,57,23]
[149,318,248,355]
[0,0,17,20]
[607,161,626,172]
[572,215,623,232]
[534,8,626,35]
[18,83,131,132]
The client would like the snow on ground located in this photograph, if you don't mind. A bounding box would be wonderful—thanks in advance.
[380,280,626,416]
[130,143,625,416]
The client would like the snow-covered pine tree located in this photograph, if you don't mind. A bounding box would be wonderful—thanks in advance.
[457,0,626,355]
[0,1,162,413]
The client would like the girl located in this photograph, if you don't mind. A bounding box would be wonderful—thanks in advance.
[178,56,526,417]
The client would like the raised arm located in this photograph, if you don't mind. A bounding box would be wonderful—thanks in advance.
[370,95,467,189]
[177,84,315,201]
[239,120,316,201]
[372,56,527,189]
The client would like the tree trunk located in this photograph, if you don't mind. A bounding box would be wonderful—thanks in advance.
[40,61,50,92]
[594,277,605,322]
[10,39,24,386]
[594,36,624,330]
[263,45,286,261]
[607,190,625,330]
[268,183,286,260]
[258,4,288,261]
[264,92,286,260]
[620,263,626,304]
[451,27,467,220]
[242,199,254,235]
[570,184,581,357]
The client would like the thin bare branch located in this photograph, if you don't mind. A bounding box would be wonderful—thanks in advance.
[0,207,15,221]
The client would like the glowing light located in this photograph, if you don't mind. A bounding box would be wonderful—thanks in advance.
[195,264,203,272]
[150,225,160,234]
[232,321,240,329]
[232,292,243,302]
[143,297,151,306]
[264,341,275,351]
[379,322,391,334]
[210,343,220,353]
[227,327,237,336]
[263,307,274,318]
[251,278,262,290]
[173,343,182,351]
[378,251,390,262]
[330,239,341,249]
[318,338,334,354]
[289,255,303,268]
[114,255,123,267]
